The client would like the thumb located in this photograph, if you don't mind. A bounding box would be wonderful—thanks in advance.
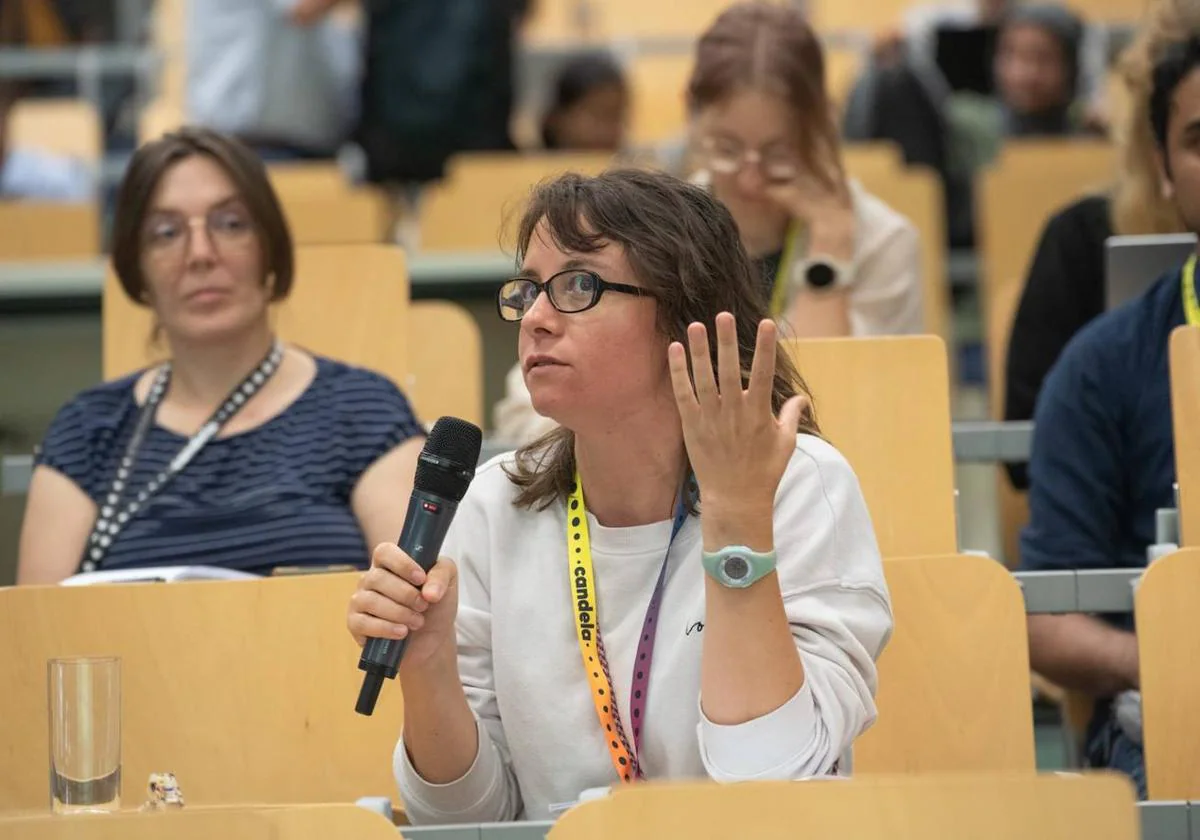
[421,557,457,603]
[778,394,809,437]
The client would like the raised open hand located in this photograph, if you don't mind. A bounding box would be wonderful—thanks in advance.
[668,312,808,514]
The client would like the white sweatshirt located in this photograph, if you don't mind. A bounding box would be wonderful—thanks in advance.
[394,434,893,823]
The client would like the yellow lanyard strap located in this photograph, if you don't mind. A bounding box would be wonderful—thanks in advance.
[566,471,688,782]
[769,222,804,319]
[567,477,640,781]
[1183,256,1200,327]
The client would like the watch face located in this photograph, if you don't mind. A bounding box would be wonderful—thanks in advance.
[806,262,837,289]
[722,555,751,582]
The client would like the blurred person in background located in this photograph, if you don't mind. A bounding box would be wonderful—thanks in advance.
[947,5,1095,172]
[540,51,630,152]
[1017,23,1200,798]
[354,0,529,186]
[1004,2,1190,490]
[493,1,923,445]
[895,0,1104,97]
[687,2,923,338]
[846,2,1100,246]
[17,128,424,584]
[186,0,361,161]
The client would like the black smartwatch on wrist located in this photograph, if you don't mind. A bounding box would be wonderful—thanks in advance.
[803,259,841,289]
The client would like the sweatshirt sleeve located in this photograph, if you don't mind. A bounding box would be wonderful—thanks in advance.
[696,439,893,780]
[845,208,925,337]
[393,477,523,824]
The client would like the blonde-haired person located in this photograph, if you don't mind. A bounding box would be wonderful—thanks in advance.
[1002,0,1192,491]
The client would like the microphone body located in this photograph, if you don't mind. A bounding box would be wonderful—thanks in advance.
[359,490,458,679]
[356,417,482,716]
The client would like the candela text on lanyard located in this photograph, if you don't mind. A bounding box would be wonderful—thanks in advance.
[566,470,692,782]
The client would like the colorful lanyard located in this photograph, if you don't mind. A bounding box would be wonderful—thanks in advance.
[566,471,690,782]
[80,341,284,573]
[1183,256,1200,327]
[768,222,804,318]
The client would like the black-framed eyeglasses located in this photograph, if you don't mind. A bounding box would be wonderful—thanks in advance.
[496,269,649,322]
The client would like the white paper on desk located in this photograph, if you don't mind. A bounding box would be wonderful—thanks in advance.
[60,566,261,586]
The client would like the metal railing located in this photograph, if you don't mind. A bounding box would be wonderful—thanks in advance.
[1015,568,1141,614]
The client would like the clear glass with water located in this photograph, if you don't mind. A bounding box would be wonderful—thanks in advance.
[47,657,121,814]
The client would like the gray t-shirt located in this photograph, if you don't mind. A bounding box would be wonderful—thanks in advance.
[185,0,360,154]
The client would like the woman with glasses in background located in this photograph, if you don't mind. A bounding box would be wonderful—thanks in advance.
[17,127,426,584]
[347,168,890,824]
[492,2,923,445]
[687,1,923,337]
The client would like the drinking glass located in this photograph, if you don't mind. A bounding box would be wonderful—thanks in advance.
[47,657,121,814]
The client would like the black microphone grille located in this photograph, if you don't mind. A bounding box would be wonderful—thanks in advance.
[414,417,483,501]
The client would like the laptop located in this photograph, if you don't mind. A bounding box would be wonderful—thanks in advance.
[934,25,998,96]
[1105,234,1198,310]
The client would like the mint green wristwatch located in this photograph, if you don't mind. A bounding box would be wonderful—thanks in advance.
[702,546,777,588]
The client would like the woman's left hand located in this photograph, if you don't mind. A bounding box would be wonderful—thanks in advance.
[668,313,809,516]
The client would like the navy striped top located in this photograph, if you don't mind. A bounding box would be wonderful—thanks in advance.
[35,356,425,576]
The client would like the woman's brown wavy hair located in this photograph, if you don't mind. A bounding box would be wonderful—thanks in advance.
[501,167,820,511]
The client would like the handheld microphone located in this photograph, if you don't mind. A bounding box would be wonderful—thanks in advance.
[355,416,483,716]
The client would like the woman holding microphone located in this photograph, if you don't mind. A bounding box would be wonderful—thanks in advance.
[348,168,892,823]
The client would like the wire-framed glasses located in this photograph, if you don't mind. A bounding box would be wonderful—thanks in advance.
[141,204,256,261]
[697,135,803,182]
